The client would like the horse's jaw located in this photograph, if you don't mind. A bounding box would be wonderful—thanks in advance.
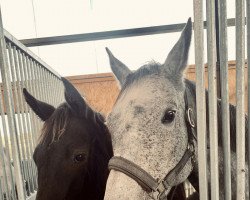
[104,170,149,200]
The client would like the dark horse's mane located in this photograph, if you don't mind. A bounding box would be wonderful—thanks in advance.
[184,78,248,155]
[85,110,113,197]
[39,102,113,198]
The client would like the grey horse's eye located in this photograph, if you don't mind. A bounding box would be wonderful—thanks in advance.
[162,110,176,124]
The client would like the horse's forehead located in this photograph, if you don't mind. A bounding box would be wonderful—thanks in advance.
[116,77,178,109]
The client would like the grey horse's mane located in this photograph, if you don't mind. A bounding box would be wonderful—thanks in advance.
[184,78,248,154]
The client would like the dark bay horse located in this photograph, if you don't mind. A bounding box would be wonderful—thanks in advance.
[23,78,113,200]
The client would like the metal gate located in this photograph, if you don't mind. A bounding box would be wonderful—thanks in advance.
[0,7,64,200]
[193,0,249,199]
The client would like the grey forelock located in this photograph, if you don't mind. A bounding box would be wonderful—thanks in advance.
[119,61,188,98]
[121,61,161,92]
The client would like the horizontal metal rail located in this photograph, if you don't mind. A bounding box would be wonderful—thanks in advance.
[20,18,238,47]
[4,30,61,78]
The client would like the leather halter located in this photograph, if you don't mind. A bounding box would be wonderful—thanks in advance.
[108,90,197,200]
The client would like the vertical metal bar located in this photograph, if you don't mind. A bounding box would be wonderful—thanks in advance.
[219,0,232,200]
[215,0,220,65]
[58,78,63,105]
[12,48,29,193]
[235,0,246,199]
[25,56,38,194]
[193,0,208,199]
[32,63,44,139]
[247,0,250,199]
[30,61,40,144]
[1,46,14,200]
[54,76,62,105]
[6,43,25,200]
[51,74,57,106]
[0,180,2,200]
[22,55,35,193]
[34,64,47,145]
[29,60,40,189]
[206,0,219,199]
[35,63,44,103]
[0,133,11,200]
[0,7,25,199]
[42,68,50,103]
[12,46,30,197]
[22,53,38,195]
[39,67,46,102]
[38,66,47,103]
[18,51,32,196]
[44,70,51,103]
[214,0,221,98]
[60,78,64,102]
[50,74,55,106]
[58,77,64,105]
[218,0,232,199]
[15,49,30,197]
[28,61,39,191]
[26,59,37,180]
[26,58,39,190]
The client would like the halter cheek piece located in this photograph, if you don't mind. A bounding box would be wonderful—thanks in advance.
[108,91,197,200]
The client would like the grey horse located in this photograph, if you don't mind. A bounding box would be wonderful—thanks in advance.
[104,18,248,200]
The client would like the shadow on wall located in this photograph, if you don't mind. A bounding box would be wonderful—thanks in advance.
[65,60,248,116]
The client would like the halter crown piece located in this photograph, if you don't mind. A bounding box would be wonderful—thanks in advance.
[108,90,197,200]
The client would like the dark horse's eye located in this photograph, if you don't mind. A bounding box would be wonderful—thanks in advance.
[162,110,176,124]
[74,153,86,163]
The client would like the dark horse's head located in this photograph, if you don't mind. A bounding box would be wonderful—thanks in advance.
[23,78,113,200]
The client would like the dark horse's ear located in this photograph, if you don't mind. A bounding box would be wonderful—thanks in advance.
[23,88,55,121]
[61,77,95,120]
[163,18,192,79]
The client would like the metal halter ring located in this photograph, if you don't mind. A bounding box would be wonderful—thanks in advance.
[187,108,195,128]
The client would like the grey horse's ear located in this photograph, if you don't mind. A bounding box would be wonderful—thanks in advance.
[23,88,55,121]
[105,47,131,86]
[163,18,192,77]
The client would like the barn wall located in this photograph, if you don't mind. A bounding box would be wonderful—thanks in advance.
[66,61,248,116]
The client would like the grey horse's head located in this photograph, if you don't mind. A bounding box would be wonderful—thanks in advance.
[105,18,193,199]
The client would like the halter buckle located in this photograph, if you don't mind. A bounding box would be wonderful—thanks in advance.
[151,180,170,200]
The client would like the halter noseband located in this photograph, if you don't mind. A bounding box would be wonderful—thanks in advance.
[108,90,197,200]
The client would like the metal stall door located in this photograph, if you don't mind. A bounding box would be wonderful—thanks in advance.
[0,6,64,200]
[193,0,249,199]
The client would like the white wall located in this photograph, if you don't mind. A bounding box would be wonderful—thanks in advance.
[0,0,244,76]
